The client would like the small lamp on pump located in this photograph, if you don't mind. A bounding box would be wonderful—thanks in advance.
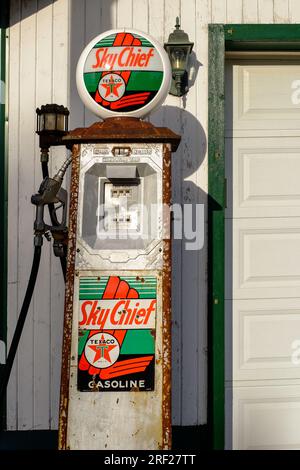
[36,104,69,161]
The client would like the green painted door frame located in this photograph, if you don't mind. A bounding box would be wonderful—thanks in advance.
[0,1,9,430]
[208,23,300,450]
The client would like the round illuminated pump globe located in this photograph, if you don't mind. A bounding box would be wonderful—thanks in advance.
[76,29,172,119]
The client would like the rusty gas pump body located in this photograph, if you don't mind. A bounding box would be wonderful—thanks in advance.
[58,118,180,450]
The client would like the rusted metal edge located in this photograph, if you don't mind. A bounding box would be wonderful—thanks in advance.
[58,144,80,450]
[62,117,181,153]
[162,144,172,450]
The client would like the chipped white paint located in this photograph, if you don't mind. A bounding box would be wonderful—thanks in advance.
[6,0,298,432]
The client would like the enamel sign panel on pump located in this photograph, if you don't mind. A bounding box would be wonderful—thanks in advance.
[78,275,157,392]
[76,29,171,119]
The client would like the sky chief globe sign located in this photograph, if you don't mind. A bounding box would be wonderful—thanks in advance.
[76,29,171,119]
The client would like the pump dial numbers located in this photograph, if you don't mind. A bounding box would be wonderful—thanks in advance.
[111,188,132,198]
[103,182,141,233]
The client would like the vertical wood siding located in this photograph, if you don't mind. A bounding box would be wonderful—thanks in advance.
[7,0,69,430]
[7,0,295,430]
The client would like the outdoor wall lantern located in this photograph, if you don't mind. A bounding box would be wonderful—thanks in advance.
[36,104,69,160]
[164,17,194,97]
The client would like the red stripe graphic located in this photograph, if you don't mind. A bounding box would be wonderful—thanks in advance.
[120,70,131,82]
[114,330,127,345]
[123,33,135,45]
[100,356,154,379]
[114,92,150,100]
[128,288,139,299]
[111,92,151,110]
[113,32,126,46]
[102,276,120,299]
[115,280,129,298]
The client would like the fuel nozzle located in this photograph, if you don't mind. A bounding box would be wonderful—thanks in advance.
[31,154,72,248]
[32,155,72,206]
[53,155,72,185]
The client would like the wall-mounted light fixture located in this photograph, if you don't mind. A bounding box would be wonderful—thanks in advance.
[164,17,194,97]
[36,104,69,160]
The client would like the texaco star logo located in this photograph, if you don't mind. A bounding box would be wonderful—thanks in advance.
[98,73,126,102]
[85,332,120,369]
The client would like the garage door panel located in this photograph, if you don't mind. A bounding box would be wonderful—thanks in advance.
[231,218,300,299]
[225,137,300,218]
[233,385,300,450]
[225,59,300,449]
[225,129,300,138]
[226,63,300,131]
[226,299,300,381]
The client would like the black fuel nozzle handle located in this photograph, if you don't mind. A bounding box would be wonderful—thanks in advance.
[31,155,72,247]
[32,177,61,205]
[32,155,72,207]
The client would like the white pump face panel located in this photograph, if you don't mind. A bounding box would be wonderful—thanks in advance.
[77,143,164,270]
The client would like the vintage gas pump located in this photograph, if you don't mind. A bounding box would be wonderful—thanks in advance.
[58,29,180,450]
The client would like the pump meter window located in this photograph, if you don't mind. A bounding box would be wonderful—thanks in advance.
[103,182,142,234]
[80,160,160,252]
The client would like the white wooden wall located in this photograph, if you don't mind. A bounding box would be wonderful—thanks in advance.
[7,0,69,430]
[7,0,300,431]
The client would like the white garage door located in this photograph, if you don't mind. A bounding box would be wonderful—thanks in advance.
[225,59,300,450]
